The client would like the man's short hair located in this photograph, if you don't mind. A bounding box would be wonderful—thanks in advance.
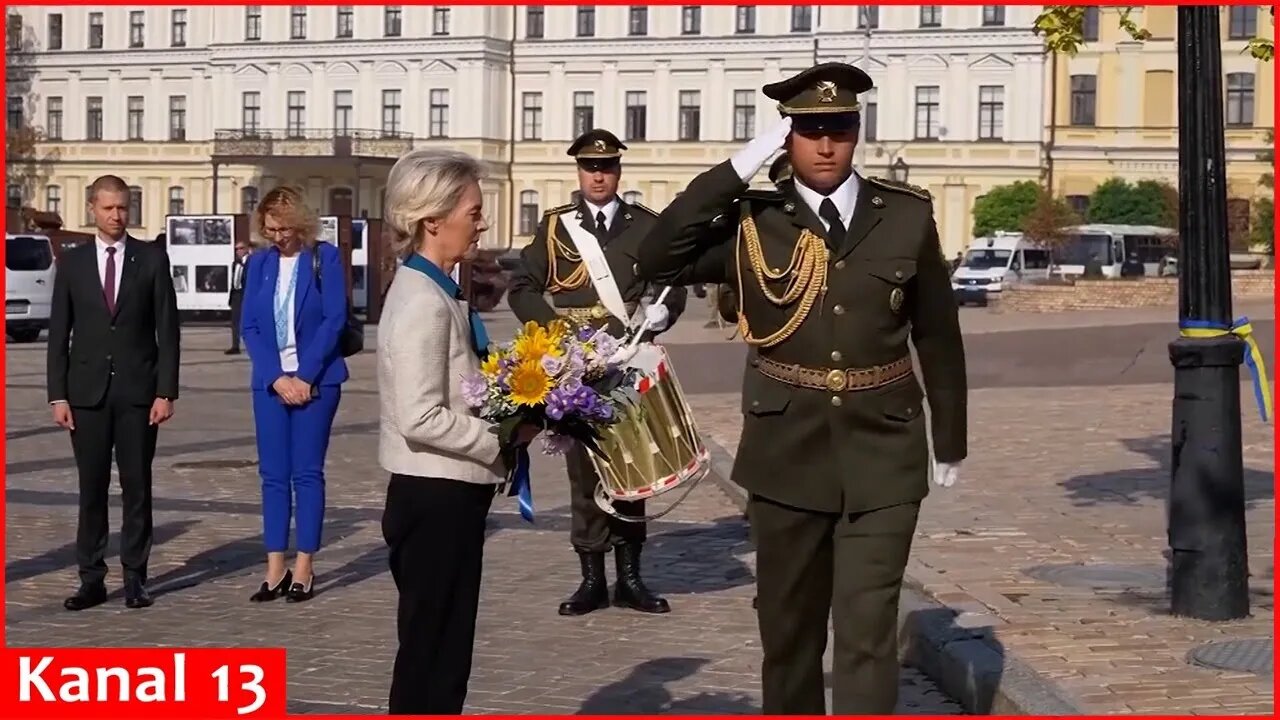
[87,175,129,204]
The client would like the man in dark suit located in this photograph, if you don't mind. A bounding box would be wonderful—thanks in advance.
[507,128,687,617]
[225,240,249,355]
[637,63,967,714]
[47,174,181,611]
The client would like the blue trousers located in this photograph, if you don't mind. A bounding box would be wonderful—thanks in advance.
[251,385,342,553]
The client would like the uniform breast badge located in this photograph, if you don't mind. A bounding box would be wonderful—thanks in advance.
[889,287,905,313]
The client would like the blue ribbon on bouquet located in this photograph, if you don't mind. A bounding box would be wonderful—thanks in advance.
[507,445,535,523]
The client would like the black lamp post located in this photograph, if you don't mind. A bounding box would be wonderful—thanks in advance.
[1167,6,1250,621]
[888,157,910,183]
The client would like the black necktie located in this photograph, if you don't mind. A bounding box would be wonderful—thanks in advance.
[819,198,846,244]
[594,211,608,240]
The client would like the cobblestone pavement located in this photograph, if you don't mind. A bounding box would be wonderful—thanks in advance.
[689,382,1275,715]
[4,321,960,714]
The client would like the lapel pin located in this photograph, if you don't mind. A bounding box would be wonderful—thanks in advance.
[783,201,796,213]
[624,212,632,221]
[871,196,885,208]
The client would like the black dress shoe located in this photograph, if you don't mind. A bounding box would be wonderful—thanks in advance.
[224,348,241,355]
[124,578,153,609]
[612,543,670,614]
[250,570,292,603]
[63,584,108,611]
[558,552,610,616]
[285,576,314,603]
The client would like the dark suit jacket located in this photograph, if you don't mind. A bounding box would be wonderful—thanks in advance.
[46,237,181,407]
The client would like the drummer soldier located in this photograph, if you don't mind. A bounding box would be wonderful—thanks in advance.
[636,63,967,714]
[507,127,688,617]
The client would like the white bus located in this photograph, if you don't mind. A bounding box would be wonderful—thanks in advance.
[1052,223,1176,279]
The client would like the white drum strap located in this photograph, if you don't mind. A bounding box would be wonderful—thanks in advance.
[561,219,632,327]
[593,470,707,524]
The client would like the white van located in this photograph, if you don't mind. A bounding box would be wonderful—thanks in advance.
[951,232,1052,303]
[6,233,57,343]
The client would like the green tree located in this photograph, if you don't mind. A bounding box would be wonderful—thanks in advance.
[971,181,1042,237]
[5,12,52,214]
[1086,178,1178,226]
[1020,190,1081,249]
[1034,6,1274,61]
[1252,130,1274,253]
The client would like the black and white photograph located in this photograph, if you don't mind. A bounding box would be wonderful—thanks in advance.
[166,217,202,246]
[171,265,189,293]
[195,265,229,294]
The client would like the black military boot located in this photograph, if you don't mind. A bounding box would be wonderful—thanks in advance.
[558,551,610,616]
[612,543,670,614]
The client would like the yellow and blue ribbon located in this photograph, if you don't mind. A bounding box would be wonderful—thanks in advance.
[1179,317,1272,423]
[507,446,535,523]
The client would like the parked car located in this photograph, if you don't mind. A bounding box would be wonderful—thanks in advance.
[6,233,57,343]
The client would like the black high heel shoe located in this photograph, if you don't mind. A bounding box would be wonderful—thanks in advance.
[250,570,292,603]
[285,575,314,603]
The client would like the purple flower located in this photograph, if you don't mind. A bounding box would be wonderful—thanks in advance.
[559,373,583,395]
[592,332,620,361]
[577,325,596,341]
[545,387,574,421]
[541,353,565,377]
[460,372,488,408]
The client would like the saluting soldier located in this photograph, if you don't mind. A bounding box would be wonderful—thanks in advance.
[636,63,967,715]
[507,128,687,617]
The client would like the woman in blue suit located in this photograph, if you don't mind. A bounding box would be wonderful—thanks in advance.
[241,186,349,603]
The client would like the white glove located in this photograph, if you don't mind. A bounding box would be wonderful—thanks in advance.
[606,343,639,367]
[730,116,793,183]
[643,303,670,333]
[933,460,960,488]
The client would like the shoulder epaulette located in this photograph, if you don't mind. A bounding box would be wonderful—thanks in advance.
[542,202,576,218]
[866,176,932,202]
[629,201,659,218]
[742,188,786,203]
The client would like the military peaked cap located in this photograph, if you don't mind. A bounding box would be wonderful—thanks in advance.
[763,62,873,133]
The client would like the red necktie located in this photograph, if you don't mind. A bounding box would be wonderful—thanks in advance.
[103,246,117,315]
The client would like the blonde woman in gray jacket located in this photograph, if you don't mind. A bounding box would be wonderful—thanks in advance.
[377,148,538,715]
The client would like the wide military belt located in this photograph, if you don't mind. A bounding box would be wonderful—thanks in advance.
[558,302,638,322]
[756,354,913,393]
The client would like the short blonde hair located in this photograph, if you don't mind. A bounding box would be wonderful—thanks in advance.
[252,185,320,248]
[384,149,484,259]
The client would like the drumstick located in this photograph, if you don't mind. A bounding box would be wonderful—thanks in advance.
[627,286,674,350]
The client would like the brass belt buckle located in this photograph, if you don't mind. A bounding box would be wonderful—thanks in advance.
[825,368,848,393]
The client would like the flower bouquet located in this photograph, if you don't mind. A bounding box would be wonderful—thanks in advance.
[461,319,640,521]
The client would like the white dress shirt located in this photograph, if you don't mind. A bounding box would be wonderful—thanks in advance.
[95,234,126,302]
[793,173,860,232]
[582,197,621,233]
[276,255,300,373]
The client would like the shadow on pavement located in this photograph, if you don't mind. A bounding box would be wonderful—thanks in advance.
[5,519,200,584]
[578,657,758,714]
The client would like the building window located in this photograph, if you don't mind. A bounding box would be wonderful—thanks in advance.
[1069,74,1096,126]
[865,100,878,141]
[526,6,544,38]
[129,11,144,48]
[168,95,186,141]
[732,90,755,141]
[625,91,647,141]
[914,86,941,139]
[245,6,262,41]
[628,6,647,36]
[46,185,61,215]
[127,186,143,227]
[286,91,306,137]
[167,187,184,215]
[88,12,103,49]
[6,12,21,51]
[45,97,62,140]
[977,86,1004,140]
[384,6,402,37]
[791,6,814,33]
[857,7,879,29]
[432,8,450,36]
[572,91,594,137]
[519,190,539,235]
[1227,198,1252,247]
[521,92,542,140]
[681,6,701,35]
[6,96,22,130]
[1228,7,1257,39]
[336,6,353,38]
[678,90,701,141]
[334,90,353,134]
[1066,195,1089,219]
[919,6,942,28]
[47,13,62,50]
[6,184,21,209]
[1082,7,1099,41]
[735,7,756,34]
[171,9,187,46]
[127,96,144,141]
[982,6,1005,26]
[429,89,449,138]
[241,186,259,214]
[577,7,596,37]
[382,90,402,136]
[290,7,307,40]
[242,92,261,134]
[86,97,103,140]
[1225,73,1255,127]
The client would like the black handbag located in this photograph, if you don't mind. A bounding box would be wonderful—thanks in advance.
[312,250,365,358]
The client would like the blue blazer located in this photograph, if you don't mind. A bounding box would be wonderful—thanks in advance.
[241,242,351,391]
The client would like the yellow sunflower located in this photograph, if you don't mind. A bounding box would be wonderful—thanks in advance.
[507,358,551,406]
[479,351,503,379]
[512,321,563,363]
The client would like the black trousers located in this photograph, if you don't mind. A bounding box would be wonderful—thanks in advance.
[750,494,920,715]
[382,474,494,715]
[228,290,244,351]
[69,378,159,587]
[566,443,645,553]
